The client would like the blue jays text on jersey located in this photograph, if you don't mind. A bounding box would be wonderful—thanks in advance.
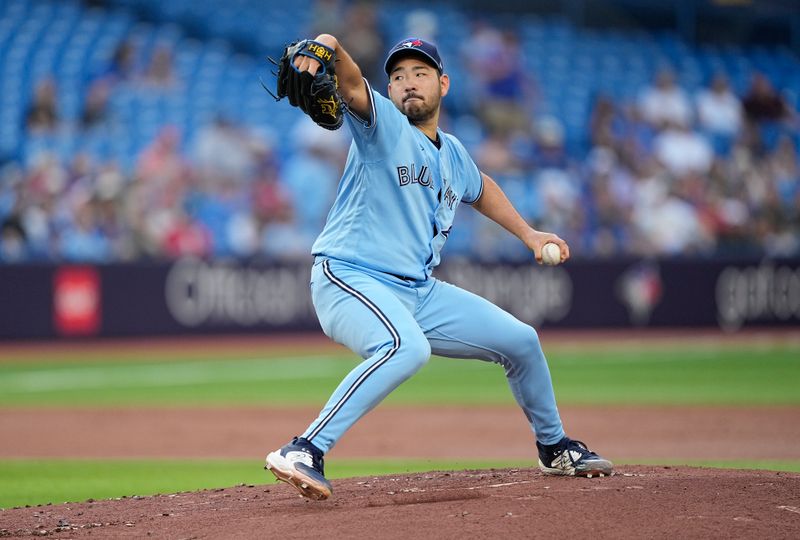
[396,164,433,188]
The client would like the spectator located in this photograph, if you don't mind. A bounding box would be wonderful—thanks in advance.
[25,78,60,133]
[253,169,293,226]
[653,121,714,177]
[584,147,636,256]
[590,95,624,149]
[632,172,714,256]
[531,115,569,169]
[191,115,268,184]
[59,200,112,262]
[742,72,791,124]
[695,74,743,137]
[0,162,23,221]
[467,23,535,135]
[768,135,800,232]
[187,177,254,258]
[338,2,385,84]
[162,208,212,258]
[536,168,581,234]
[614,104,658,170]
[741,72,797,153]
[103,40,138,83]
[637,68,692,129]
[308,0,347,41]
[94,161,136,260]
[587,171,632,256]
[136,126,187,188]
[130,127,190,255]
[252,161,301,261]
[142,45,178,88]
[476,131,525,176]
[81,79,112,130]
[260,204,315,260]
[0,215,27,262]
[403,8,439,42]
[281,119,348,233]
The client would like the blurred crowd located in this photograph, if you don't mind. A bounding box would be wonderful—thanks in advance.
[1,2,798,264]
[466,52,800,261]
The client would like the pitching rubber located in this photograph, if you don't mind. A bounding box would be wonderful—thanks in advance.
[265,451,332,501]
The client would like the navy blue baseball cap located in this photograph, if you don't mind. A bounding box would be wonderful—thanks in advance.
[384,38,443,75]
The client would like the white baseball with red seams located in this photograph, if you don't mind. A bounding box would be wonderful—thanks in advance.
[541,242,561,266]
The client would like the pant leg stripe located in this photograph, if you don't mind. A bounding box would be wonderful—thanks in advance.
[306,260,401,442]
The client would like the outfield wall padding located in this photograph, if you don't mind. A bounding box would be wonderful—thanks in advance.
[1,256,798,339]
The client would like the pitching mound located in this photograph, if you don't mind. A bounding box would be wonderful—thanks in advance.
[2,466,799,539]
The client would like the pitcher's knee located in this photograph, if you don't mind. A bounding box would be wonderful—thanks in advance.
[503,324,544,363]
[506,324,541,353]
[396,335,431,376]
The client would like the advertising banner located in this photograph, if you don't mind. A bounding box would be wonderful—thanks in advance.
[1,257,797,340]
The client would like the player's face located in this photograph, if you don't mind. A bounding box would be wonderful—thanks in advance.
[388,58,450,124]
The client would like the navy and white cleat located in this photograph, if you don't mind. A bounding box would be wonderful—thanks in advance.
[265,437,332,500]
[537,437,614,478]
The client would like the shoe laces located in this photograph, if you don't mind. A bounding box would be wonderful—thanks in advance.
[292,437,326,475]
[560,438,599,463]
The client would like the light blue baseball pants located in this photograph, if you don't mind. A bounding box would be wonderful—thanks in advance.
[302,257,566,453]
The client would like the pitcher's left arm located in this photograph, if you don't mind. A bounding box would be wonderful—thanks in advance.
[472,172,569,265]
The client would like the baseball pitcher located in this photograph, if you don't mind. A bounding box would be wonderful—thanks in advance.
[264,35,613,500]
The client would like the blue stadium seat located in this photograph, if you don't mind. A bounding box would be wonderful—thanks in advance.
[1,0,798,181]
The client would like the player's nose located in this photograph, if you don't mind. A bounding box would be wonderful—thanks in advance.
[403,87,419,100]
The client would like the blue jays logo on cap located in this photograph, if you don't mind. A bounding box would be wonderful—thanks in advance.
[401,39,424,48]
[384,37,444,75]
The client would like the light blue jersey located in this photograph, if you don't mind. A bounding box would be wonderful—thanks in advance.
[312,82,483,280]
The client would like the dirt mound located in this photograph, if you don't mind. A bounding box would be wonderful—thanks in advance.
[2,466,799,539]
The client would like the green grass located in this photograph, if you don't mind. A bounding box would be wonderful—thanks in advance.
[1,339,798,509]
[0,341,798,406]
[2,457,798,509]
[547,343,800,405]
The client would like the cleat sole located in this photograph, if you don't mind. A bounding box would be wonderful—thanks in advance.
[265,452,332,501]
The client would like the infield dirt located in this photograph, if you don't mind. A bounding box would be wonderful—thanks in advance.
[2,466,799,539]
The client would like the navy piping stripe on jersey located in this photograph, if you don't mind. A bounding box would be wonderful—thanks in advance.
[463,161,484,205]
[306,259,401,442]
[345,77,377,128]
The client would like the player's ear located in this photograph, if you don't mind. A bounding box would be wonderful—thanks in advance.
[439,73,450,97]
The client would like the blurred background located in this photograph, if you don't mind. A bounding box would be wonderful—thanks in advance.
[0,0,798,338]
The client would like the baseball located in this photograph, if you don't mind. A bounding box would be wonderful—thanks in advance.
[541,242,562,266]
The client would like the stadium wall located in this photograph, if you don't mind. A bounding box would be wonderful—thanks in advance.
[2,257,799,340]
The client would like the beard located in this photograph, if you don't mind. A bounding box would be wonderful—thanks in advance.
[401,93,440,124]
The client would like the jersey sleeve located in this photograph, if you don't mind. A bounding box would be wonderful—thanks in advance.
[459,146,484,205]
[344,79,405,162]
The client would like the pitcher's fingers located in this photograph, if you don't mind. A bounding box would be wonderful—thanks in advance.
[553,240,569,262]
[293,56,320,75]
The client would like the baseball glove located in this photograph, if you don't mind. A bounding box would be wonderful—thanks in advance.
[264,40,344,131]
